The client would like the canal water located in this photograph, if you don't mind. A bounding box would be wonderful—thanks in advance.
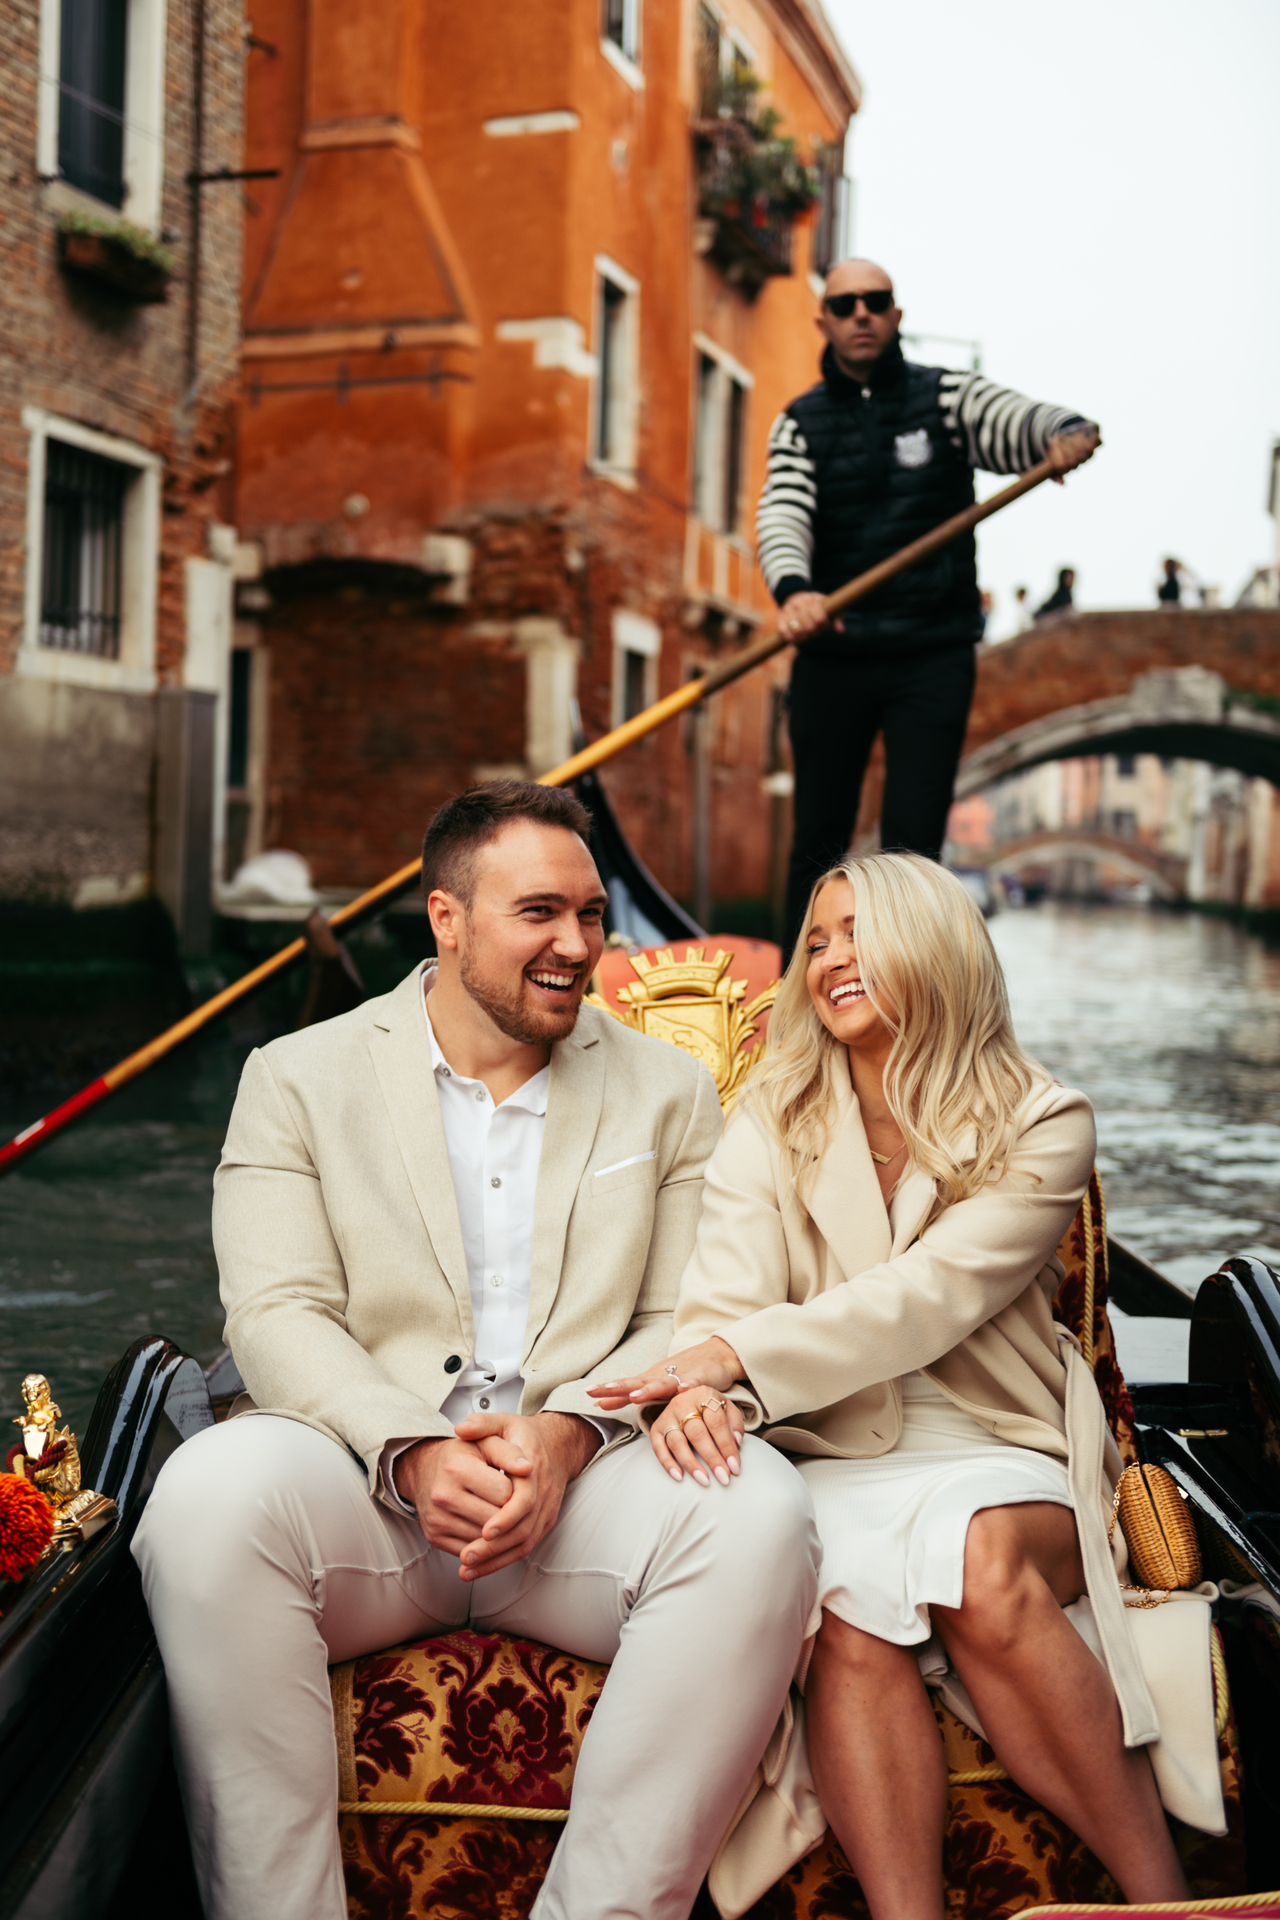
[4,903,1280,1433]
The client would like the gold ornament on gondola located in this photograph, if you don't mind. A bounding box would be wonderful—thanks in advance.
[10,1374,116,1546]
[586,947,778,1109]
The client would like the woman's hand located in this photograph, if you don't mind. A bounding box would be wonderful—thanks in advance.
[649,1386,746,1487]
[587,1336,743,1411]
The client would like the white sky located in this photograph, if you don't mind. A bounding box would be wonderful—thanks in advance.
[822,0,1280,638]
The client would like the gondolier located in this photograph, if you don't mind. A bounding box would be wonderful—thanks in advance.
[757,258,1100,949]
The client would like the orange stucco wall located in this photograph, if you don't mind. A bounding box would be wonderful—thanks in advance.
[234,0,858,910]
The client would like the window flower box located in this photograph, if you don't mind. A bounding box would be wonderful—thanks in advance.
[693,87,818,301]
[56,215,173,304]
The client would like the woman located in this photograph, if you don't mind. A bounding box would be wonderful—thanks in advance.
[592,853,1189,1918]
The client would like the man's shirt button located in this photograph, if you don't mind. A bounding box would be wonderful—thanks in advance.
[478,1396,491,1410]
[492,1275,504,1288]
[475,1089,486,1102]
[491,1176,501,1188]
[444,1355,463,1373]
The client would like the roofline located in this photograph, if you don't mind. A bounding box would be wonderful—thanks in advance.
[758,0,863,128]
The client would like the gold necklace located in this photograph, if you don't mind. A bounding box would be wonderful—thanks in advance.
[868,1143,904,1166]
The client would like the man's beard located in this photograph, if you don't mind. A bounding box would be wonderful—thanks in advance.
[460,946,584,1046]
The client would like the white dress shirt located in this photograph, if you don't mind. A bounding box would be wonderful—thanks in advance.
[381,973,615,1512]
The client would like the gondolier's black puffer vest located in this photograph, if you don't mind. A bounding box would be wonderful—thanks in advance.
[788,338,981,655]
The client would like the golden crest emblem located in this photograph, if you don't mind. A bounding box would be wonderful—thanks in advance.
[587,947,778,1108]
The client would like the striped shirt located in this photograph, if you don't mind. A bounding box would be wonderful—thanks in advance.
[755,368,1091,602]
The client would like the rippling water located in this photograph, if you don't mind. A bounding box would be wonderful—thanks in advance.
[991,904,1280,1295]
[4,903,1280,1433]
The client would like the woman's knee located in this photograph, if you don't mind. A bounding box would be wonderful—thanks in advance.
[944,1508,1066,1655]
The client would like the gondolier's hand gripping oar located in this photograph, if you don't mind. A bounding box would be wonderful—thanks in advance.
[0,455,1058,1175]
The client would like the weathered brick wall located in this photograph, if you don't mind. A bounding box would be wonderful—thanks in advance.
[0,0,245,680]
[256,473,787,909]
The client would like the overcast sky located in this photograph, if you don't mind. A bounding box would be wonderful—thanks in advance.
[822,0,1280,638]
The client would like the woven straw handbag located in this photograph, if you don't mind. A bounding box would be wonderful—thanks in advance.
[1108,1462,1202,1602]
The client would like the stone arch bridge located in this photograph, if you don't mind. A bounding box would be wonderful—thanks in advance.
[973,830,1183,899]
[956,610,1280,799]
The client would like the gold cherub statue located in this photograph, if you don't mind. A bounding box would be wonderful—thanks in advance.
[14,1373,82,1505]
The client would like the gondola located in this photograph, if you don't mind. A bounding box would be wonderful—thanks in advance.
[4,775,1279,1919]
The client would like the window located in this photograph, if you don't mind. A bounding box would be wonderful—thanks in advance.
[40,439,130,655]
[697,2,721,114]
[612,609,660,727]
[39,0,167,228]
[592,258,639,476]
[58,0,128,205]
[21,407,161,690]
[597,281,626,462]
[696,3,755,115]
[811,142,852,276]
[692,336,752,535]
[603,0,639,64]
[228,646,252,789]
[1115,754,1137,777]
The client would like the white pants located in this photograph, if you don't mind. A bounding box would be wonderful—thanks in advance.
[132,1416,820,1920]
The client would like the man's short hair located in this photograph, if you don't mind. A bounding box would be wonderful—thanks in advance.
[422,781,593,907]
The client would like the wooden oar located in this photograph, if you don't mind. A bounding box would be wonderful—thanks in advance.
[0,456,1055,1175]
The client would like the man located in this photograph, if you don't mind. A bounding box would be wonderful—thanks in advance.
[756,258,1100,949]
[133,781,819,1920]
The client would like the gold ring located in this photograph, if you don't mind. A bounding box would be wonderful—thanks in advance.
[662,1425,680,1440]
[700,1396,728,1414]
[678,1410,703,1430]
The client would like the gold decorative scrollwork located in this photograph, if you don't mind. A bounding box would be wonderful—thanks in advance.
[586,946,778,1110]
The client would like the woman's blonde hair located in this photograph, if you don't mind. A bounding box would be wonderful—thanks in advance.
[744,852,1048,1211]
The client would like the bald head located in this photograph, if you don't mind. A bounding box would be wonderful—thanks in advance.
[817,258,902,380]
[825,258,894,297]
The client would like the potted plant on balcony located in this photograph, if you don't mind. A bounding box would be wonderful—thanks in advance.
[56,211,174,304]
[693,74,819,299]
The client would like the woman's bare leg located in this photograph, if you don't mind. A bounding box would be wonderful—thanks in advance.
[933,1503,1187,1903]
[806,1609,948,1920]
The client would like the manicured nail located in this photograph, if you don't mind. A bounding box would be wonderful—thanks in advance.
[669,1467,682,1482]
[728,1457,740,1475]
[693,1469,709,1487]
[714,1466,729,1486]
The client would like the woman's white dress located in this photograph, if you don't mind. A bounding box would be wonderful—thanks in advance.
[798,1369,1072,1643]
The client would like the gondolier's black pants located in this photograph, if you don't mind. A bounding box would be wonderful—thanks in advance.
[785,642,977,953]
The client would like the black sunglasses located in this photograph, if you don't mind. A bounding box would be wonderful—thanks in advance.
[824,289,894,318]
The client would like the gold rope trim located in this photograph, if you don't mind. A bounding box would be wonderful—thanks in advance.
[338,1800,569,1821]
[947,1764,1009,1785]
[1212,1625,1231,1740]
[330,1661,357,1804]
[1018,1896,1280,1916]
[1080,1182,1097,1370]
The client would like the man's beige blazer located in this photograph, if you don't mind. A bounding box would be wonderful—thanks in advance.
[213,964,722,1495]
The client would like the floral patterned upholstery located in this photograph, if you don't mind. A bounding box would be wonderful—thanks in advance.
[335,1176,1246,1919]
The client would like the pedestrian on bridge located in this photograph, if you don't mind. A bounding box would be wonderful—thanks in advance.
[757,258,1099,951]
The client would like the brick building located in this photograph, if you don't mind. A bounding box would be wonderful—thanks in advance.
[0,0,246,929]
[231,0,860,927]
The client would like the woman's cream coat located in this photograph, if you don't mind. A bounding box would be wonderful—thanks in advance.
[673,1072,1221,1914]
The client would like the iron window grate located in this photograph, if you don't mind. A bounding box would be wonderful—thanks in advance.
[40,439,129,658]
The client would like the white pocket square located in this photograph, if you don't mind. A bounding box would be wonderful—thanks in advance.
[593,1150,657,1177]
